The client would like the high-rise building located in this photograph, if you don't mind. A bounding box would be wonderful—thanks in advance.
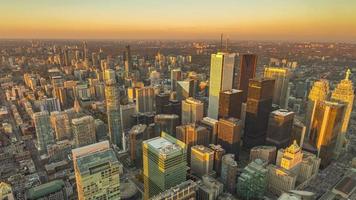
[120,103,136,132]
[244,78,275,148]
[171,68,182,91]
[191,145,214,177]
[181,97,204,125]
[143,132,187,199]
[208,52,235,119]
[250,146,277,164]
[266,109,295,148]
[217,118,242,159]
[136,87,155,113]
[236,159,268,200]
[72,141,120,200]
[238,54,257,103]
[155,93,170,114]
[124,45,133,78]
[208,144,225,176]
[176,124,210,152]
[221,154,238,193]
[331,69,354,156]
[290,119,306,147]
[105,69,122,149]
[33,111,55,153]
[264,67,290,108]
[276,141,303,174]
[72,115,96,148]
[176,79,195,101]
[154,114,180,137]
[305,79,329,138]
[196,175,224,200]
[129,124,146,168]
[199,117,219,144]
[50,111,71,141]
[219,89,243,119]
[306,101,345,168]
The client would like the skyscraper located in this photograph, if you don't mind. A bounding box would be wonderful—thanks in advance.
[154,114,180,137]
[305,79,329,138]
[208,52,235,119]
[217,118,242,159]
[129,124,146,168]
[238,54,257,103]
[331,69,354,156]
[219,89,243,119]
[171,68,182,91]
[306,101,345,168]
[72,141,120,200]
[181,97,204,125]
[176,79,195,101]
[105,69,122,149]
[263,67,290,108]
[143,132,187,199]
[266,109,295,148]
[124,45,133,78]
[191,145,214,177]
[72,115,96,148]
[199,117,219,144]
[33,111,55,153]
[155,92,170,114]
[208,144,226,176]
[221,154,238,193]
[136,87,155,113]
[50,111,71,141]
[244,78,275,148]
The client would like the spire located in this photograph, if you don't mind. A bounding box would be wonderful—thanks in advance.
[345,68,351,80]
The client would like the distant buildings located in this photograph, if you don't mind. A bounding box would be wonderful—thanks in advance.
[264,67,290,108]
[72,141,120,200]
[208,52,235,119]
[143,132,187,199]
[33,111,55,153]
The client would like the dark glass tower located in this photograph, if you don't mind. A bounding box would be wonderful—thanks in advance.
[238,54,257,102]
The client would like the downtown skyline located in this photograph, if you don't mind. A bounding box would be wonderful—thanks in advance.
[1,0,356,42]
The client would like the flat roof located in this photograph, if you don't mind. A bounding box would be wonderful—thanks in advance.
[333,176,356,197]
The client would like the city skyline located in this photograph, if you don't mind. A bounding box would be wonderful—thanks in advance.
[1,0,356,42]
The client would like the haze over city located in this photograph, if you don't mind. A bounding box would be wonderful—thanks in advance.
[1,0,356,42]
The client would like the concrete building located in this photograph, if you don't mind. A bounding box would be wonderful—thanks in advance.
[154,114,180,137]
[276,141,303,174]
[120,103,136,132]
[143,132,187,199]
[267,165,297,196]
[72,115,96,148]
[33,111,55,153]
[72,141,120,200]
[26,180,67,200]
[181,97,204,125]
[50,111,71,141]
[136,87,155,113]
[250,146,277,164]
[129,124,146,168]
[209,144,226,176]
[197,175,224,200]
[221,154,238,194]
[150,180,197,200]
[191,145,214,177]
[264,67,290,108]
[199,117,219,144]
[208,52,235,119]
[266,109,295,148]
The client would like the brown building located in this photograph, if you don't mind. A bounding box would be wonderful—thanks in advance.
[219,89,243,119]
[129,124,147,168]
[238,54,257,102]
[266,109,295,148]
[217,118,242,160]
[209,144,226,176]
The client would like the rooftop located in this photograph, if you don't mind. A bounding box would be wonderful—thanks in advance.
[27,180,65,200]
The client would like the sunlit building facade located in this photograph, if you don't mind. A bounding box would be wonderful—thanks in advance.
[263,67,290,108]
[181,97,204,125]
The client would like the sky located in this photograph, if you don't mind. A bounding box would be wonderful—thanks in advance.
[1,0,356,42]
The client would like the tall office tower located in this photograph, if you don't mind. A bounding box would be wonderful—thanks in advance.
[306,101,345,168]
[176,124,210,153]
[276,141,303,174]
[72,141,120,200]
[171,68,182,91]
[236,159,268,200]
[143,132,187,199]
[154,114,180,137]
[208,144,225,176]
[221,154,238,193]
[331,69,354,156]
[50,111,71,141]
[83,41,88,60]
[44,97,61,113]
[238,54,257,103]
[95,119,107,141]
[217,118,242,159]
[136,87,155,113]
[72,115,96,148]
[120,103,136,132]
[250,146,277,164]
[244,78,275,148]
[196,175,224,200]
[208,52,235,119]
[305,79,329,137]
[266,109,295,148]
[266,164,297,196]
[199,117,219,144]
[181,97,204,125]
[290,119,306,147]
[219,89,243,119]
[191,145,214,177]
[105,69,122,149]
[151,180,197,200]
[264,67,290,108]
[129,124,146,169]
[124,45,133,77]
[155,93,170,114]
[176,79,195,101]
[33,111,55,153]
